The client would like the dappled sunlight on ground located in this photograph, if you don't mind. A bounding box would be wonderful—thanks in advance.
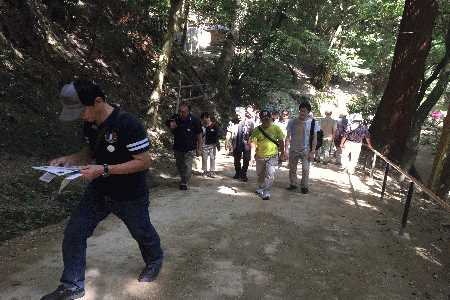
[343,198,380,211]
[217,185,238,195]
[307,164,382,212]
[83,287,98,300]
[414,247,442,267]
[83,278,160,299]
[124,280,159,297]
[86,268,101,279]
[158,172,177,179]
[2,151,449,299]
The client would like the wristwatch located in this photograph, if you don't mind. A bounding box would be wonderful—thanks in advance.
[102,164,110,177]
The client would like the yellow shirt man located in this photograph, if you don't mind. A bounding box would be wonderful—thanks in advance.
[250,124,285,158]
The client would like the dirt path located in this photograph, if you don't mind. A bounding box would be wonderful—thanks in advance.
[0,152,449,300]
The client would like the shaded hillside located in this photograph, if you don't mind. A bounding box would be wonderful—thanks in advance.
[1,0,162,157]
[0,0,215,241]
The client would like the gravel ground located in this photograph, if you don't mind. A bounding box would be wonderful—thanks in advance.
[0,152,449,300]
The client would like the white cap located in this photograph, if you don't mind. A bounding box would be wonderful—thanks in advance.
[235,107,245,114]
[59,82,84,121]
[351,113,363,122]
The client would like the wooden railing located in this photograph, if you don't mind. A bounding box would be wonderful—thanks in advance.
[166,79,210,110]
[361,145,450,236]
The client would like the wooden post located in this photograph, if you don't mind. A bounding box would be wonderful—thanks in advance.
[399,181,415,236]
[380,163,390,200]
[370,153,377,179]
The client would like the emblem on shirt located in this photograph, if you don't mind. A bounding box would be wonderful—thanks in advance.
[107,145,115,152]
[105,131,118,144]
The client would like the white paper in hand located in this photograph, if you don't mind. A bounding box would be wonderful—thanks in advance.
[39,172,57,183]
[32,166,79,176]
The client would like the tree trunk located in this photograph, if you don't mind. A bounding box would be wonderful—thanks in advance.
[429,102,450,199]
[397,27,450,172]
[369,0,437,163]
[180,0,190,48]
[329,24,342,49]
[146,0,184,128]
[214,0,240,105]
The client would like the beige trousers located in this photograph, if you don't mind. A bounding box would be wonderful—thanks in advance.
[289,149,310,188]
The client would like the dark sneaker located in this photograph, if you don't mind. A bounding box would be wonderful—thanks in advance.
[301,187,309,194]
[208,171,216,178]
[179,184,188,190]
[138,261,163,282]
[240,175,248,182]
[40,285,85,300]
[286,185,297,191]
[233,173,240,179]
[261,194,270,200]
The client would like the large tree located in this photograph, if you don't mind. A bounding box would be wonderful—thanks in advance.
[429,101,450,198]
[146,0,184,128]
[369,0,438,163]
[402,27,450,175]
[213,0,241,106]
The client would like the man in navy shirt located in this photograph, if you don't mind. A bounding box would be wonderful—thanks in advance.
[167,102,202,190]
[41,80,163,300]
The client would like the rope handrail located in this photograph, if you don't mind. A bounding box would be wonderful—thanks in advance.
[167,83,209,90]
[364,145,450,213]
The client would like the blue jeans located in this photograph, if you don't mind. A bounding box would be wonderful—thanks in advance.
[61,186,163,289]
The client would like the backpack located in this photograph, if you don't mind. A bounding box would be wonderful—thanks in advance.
[309,119,323,151]
[316,130,324,150]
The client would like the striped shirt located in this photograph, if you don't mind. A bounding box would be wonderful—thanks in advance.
[344,125,370,143]
[83,108,150,199]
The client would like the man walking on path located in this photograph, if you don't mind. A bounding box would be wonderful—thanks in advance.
[285,101,319,194]
[232,107,254,182]
[271,110,280,122]
[200,112,221,177]
[166,102,202,190]
[41,80,163,300]
[275,109,290,138]
[250,110,285,200]
[340,113,373,174]
[334,114,348,165]
[319,109,337,164]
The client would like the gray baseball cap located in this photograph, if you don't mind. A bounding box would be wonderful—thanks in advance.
[235,107,245,114]
[59,82,84,121]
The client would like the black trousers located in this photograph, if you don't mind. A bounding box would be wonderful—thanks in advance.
[233,149,251,176]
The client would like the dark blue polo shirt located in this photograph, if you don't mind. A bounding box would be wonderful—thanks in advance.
[83,108,149,199]
[168,114,202,152]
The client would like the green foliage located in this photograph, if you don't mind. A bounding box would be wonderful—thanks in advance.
[420,116,445,152]
[347,95,381,119]
[0,169,83,241]
[311,55,338,90]
[263,91,296,114]
[191,0,237,26]
[189,0,411,105]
